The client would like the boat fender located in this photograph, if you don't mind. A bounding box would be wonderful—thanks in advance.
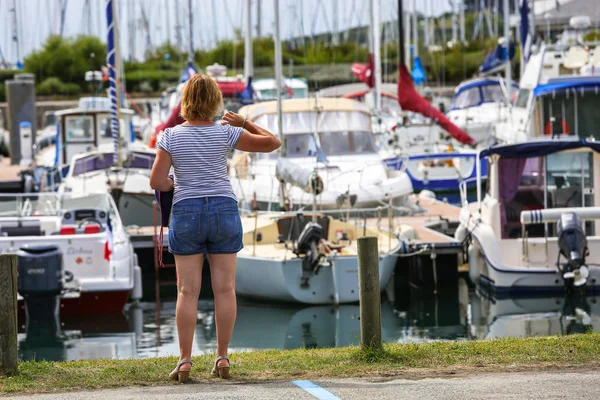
[131,265,143,301]
[418,190,436,201]
[468,244,481,285]
[455,224,468,243]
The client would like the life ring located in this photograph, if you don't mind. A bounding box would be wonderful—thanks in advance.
[545,120,570,135]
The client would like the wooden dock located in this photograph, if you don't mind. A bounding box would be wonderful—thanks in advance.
[0,158,24,192]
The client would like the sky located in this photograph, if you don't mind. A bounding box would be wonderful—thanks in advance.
[0,0,457,64]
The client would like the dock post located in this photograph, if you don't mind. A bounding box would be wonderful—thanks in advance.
[0,254,18,376]
[357,236,382,352]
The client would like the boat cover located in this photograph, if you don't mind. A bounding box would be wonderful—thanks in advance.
[275,158,323,195]
[480,139,600,159]
[479,42,516,75]
[533,76,600,97]
[397,65,475,145]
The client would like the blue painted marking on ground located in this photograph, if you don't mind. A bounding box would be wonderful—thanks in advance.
[292,380,342,400]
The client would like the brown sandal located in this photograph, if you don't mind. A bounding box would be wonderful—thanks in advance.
[211,355,230,379]
[169,358,192,383]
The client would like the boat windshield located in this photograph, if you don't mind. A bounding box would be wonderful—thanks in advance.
[71,153,114,176]
[540,91,600,139]
[0,193,113,218]
[498,151,594,239]
[450,82,516,110]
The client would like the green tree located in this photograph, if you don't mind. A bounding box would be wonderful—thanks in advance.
[24,35,106,87]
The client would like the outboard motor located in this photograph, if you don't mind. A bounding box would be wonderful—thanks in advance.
[17,245,64,326]
[295,221,331,288]
[557,213,589,287]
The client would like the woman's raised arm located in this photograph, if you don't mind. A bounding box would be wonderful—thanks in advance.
[222,111,281,153]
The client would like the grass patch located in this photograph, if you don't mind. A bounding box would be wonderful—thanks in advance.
[2,333,600,394]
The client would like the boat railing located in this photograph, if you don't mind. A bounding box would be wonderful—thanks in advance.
[520,207,600,266]
[39,166,65,192]
[459,176,479,207]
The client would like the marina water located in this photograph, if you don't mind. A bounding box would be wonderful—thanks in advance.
[17,277,600,362]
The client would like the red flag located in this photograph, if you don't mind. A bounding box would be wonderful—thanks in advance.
[351,53,375,88]
[397,65,475,146]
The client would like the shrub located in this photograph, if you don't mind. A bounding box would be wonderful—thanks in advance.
[37,77,81,96]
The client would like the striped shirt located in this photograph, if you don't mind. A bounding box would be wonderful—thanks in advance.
[157,124,242,205]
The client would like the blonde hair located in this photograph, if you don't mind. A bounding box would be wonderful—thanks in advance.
[180,74,223,121]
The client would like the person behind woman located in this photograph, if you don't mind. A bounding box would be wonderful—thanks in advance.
[150,74,280,382]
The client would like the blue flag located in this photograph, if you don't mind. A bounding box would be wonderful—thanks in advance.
[520,0,532,62]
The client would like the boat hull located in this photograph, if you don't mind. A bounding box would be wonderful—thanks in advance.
[384,153,488,193]
[235,253,397,304]
[18,290,131,317]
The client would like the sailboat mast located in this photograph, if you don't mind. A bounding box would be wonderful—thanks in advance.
[412,0,418,57]
[274,0,283,152]
[370,0,382,113]
[503,0,512,97]
[188,0,194,63]
[244,0,253,79]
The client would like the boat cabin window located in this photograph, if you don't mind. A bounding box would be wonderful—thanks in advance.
[499,152,594,239]
[541,91,600,138]
[282,131,377,158]
[97,115,129,144]
[286,134,318,158]
[515,89,530,108]
[480,84,506,104]
[65,116,94,142]
[43,112,56,128]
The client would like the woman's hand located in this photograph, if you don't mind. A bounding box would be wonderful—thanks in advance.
[221,111,245,128]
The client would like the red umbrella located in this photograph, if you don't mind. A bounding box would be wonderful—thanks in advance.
[397,65,475,146]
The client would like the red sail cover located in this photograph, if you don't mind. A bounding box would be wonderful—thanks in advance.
[155,102,185,135]
[397,65,475,145]
[351,53,374,88]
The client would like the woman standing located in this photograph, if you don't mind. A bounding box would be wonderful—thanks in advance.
[150,74,280,382]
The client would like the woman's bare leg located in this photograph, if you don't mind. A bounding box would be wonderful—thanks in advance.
[208,253,237,367]
[174,253,204,370]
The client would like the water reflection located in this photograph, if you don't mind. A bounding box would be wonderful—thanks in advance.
[16,285,600,362]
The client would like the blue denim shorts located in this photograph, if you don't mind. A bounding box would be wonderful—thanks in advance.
[168,196,243,255]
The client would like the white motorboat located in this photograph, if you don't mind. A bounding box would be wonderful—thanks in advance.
[236,209,408,304]
[494,18,600,144]
[446,77,518,145]
[0,192,142,316]
[456,138,600,297]
[35,97,157,228]
[231,97,413,211]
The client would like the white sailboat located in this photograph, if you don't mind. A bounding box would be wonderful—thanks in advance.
[233,0,408,305]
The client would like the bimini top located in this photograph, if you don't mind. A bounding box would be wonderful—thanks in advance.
[453,77,519,95]
[238,98,371,121]
[480,138,600,159]
[533,76,600,97]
